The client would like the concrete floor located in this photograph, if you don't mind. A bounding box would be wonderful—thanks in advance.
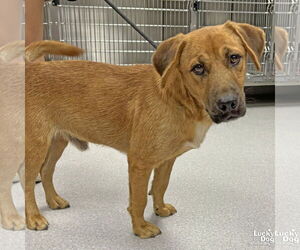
[1,104,298,250]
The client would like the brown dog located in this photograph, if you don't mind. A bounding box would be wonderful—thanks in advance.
[25,21,265,238]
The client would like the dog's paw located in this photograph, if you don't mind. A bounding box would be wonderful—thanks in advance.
[1,214,25,231]
[155,203,177,217]
[26,214,49,230]
[47,195,70,210]
[133,221,161,239]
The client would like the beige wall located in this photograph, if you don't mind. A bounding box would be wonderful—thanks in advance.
[0,0,23,46]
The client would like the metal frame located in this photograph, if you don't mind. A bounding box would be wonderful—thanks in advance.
[103,0,158,49]
[43,0,300,85]
[44,0,191,65]
[275,0,300,83]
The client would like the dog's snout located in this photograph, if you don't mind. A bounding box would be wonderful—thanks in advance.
[216,96,238,113]
[209,92,246,124]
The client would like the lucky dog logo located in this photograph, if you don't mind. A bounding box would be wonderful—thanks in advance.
[253,229,299,246]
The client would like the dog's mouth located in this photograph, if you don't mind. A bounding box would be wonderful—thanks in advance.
[209,108,246,124]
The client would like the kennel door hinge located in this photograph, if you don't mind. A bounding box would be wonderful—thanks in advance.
[193,0,201,11]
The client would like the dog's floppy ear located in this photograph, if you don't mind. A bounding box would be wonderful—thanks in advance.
[152,33,185,76]
[224,21,265,71]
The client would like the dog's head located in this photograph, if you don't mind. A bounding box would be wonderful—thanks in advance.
[153,21,265,123]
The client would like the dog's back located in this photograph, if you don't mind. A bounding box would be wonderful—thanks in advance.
[26,41,160,152]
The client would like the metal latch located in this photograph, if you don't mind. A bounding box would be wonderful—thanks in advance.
[52,0,60,6]
[193,0,201,11]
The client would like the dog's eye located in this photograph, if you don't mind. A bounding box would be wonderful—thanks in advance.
[229,54,241,66]
[191,63,205,75]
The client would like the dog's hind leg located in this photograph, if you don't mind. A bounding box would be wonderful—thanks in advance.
[0,158,25,230]
[25,127,51,230]
[40,135,69,210]
[149,158,177,217]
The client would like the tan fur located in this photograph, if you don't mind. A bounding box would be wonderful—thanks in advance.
[274,27,289,71]
[25,40,84,62]
[25,21,265,238]
[0,40,24,63]
[0,40,82,231]
[224,21,265,71]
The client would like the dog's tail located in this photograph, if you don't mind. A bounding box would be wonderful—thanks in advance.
[0,40,25,63]
[25,40,84,62]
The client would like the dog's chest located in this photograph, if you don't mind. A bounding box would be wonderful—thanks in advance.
[182,122,211,150]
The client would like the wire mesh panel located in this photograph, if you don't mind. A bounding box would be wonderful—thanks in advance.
[44,0,192,64]
[275,0,300,83]
[44,0,300,85]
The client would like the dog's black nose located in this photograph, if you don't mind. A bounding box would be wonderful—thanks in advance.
[216,97,238,113]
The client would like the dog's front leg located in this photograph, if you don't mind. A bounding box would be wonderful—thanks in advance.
[149,158,177,217]
[127,161,161,238]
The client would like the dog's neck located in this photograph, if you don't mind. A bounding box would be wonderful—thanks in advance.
[155,76,207,122]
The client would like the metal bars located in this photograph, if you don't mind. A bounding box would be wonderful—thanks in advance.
[43,0,300,84]
[44,0,191,64]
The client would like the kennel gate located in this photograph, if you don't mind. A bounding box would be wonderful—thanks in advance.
[43,0,300,86]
